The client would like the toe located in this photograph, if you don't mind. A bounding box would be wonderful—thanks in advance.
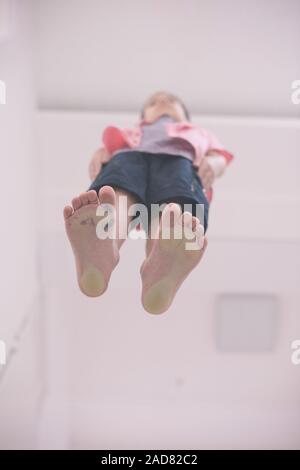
[72,196,82,210]
[161,203,182,228]
[181,211,193,228]
[87,190,98,203]
[98,185,116,206]
[79,192,89,206]
[195,218,204,235]
[191,216,200,231]
[63,205,74,220]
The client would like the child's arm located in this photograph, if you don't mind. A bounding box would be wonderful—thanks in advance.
[88,146,110,181]
[205,150,227,177]
[197,151,227,191]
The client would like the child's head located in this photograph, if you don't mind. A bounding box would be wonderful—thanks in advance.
[141,91,190,124]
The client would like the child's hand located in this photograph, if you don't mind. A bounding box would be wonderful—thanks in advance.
[197,154,227,190]
[88,148,106,181]
[197,156,216,191]
[89,153,102,181]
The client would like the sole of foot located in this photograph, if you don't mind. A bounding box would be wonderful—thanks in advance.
[140,203,208,314]
[63,186,120,297]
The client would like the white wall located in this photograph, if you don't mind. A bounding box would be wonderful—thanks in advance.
[37,110,300,449]
[0,0,44,449]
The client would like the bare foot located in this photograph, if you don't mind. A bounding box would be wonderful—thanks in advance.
[63,186,120,297]
[140,203,208,314]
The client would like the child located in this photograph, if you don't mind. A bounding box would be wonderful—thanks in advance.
[63,91,234,314]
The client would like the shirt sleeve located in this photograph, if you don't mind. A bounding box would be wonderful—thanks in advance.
[206,129,234,165]
[102,126,128,155]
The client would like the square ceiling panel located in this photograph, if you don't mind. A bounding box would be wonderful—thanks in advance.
[215,293,280,352]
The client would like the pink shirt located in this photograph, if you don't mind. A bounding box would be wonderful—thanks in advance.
[101,116,234,203]
[111,115,196,161]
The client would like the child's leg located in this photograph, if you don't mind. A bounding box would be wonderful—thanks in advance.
[140,202,208,315]
[63,185,137,297]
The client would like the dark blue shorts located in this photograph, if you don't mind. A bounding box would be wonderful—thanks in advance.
[87,151,209,233]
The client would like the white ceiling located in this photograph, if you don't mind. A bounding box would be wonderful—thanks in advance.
[33,0,300,118]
